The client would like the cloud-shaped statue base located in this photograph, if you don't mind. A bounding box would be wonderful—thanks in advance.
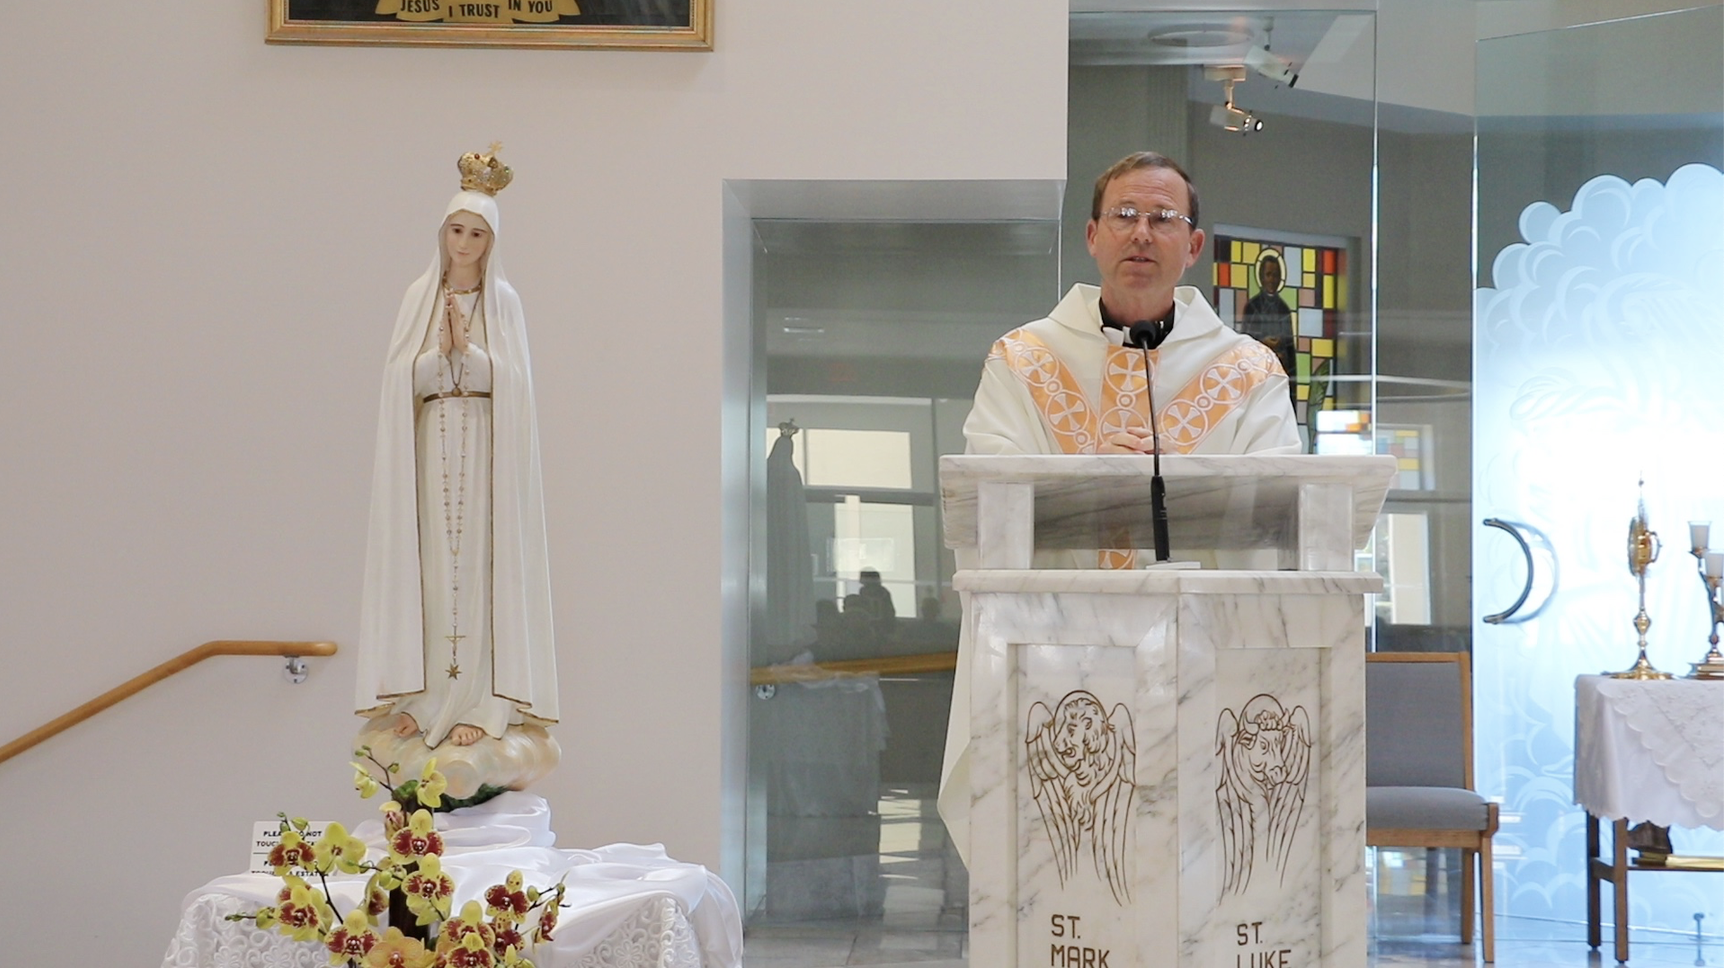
[355,717,560,802]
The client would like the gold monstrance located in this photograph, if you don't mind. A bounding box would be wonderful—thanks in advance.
[1613,483,1673,679]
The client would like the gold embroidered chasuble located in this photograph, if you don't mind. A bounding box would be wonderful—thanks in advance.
[985,317,1282,568]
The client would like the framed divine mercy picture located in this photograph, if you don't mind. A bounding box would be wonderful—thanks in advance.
[268,0,712,50]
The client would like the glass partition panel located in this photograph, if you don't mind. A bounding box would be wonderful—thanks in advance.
[1473,3,1724,933]
[1374,0,1475,654]
[747,219,1059,937]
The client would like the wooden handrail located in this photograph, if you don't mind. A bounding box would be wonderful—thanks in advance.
[750,650,957,686]
[0,640,339,766]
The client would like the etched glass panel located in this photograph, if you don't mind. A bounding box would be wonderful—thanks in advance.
[1473,4,1724,930]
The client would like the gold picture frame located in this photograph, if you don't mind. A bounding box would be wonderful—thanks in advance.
[267,0,712,51]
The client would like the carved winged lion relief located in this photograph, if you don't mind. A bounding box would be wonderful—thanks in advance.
[1026,690,1136,905]
[1216,693,1313,897]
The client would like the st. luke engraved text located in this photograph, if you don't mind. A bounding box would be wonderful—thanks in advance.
[1217,694,1312,896]
[1026,690,1135,905]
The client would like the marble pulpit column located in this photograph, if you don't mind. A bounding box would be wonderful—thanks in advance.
[943,455,1394,968]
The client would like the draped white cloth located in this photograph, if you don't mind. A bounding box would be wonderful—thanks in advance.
[159,793,743,968]
[937,283,1301,864]
[357,190,557,745]
[1575,675,1724,829]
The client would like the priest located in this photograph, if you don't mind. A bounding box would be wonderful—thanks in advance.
[938,151,1302,862]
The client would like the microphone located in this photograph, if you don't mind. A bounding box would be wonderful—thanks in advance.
[1125,318,1173,352]
[1125,319,1173,562]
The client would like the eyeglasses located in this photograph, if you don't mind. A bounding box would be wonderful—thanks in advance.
[1099,206,1194,235]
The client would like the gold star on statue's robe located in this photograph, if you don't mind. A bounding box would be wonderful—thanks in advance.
[443,631,465,679]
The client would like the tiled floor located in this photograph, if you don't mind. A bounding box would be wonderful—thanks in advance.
[745,912,1724,968]
[747,786,966,968]
[1372,921,1724,967]
[743,820,1723,968]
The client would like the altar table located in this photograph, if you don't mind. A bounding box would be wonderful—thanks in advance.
[1575,675,1724,963]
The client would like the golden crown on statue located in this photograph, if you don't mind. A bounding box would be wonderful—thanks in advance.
[458,143,513,196]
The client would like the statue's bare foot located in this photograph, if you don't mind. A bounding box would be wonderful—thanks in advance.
[448,724,484,747]
[391,713,420,737]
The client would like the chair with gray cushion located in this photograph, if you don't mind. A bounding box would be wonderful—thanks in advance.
[1366,651,1498,962]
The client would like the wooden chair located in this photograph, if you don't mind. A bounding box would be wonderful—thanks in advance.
[1365,651,1499,962]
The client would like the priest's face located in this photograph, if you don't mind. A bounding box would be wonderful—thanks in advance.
[1085,167,1204,311]
[443,211,493,274]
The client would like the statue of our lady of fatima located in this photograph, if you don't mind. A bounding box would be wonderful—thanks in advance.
[354,146,559,801]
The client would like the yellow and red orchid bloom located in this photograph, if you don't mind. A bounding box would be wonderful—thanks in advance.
[441,930,496,968]
[363,874,391,916]
[390,810,445,862]
[276,880,335,944]
[267,830,320,876]
[418,759,448,808]
[361,927,436,968]
[492,921,528,961]
[484,871,530,922]
[317,821,370,875]
[325,908,380,965]
[531,883,564,943]
[402,854,455,925]
[381,800,409,839]
[438,900,497,951]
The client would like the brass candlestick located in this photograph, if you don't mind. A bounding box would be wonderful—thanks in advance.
[1686,532,1724,680]
[1612,489,1672,680]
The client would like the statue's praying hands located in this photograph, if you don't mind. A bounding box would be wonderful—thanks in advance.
[439,291,470,358]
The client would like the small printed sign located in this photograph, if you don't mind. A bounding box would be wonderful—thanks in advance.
[249,820,334,877]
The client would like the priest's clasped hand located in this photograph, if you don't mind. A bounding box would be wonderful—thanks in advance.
[1100,429,1158,454]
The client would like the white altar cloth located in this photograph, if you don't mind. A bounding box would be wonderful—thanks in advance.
[160,793,742,968]
[1574,675,1724,830]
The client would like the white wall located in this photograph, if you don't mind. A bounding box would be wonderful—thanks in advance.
[0,2,1065,961]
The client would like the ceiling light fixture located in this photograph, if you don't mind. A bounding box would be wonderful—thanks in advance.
[1244,45,1299,87]
[1209,102,1263,134]
[1202,66,1263,135]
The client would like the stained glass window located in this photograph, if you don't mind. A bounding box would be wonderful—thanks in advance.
[1210,231,1351,447]
[1375,424,1433,491]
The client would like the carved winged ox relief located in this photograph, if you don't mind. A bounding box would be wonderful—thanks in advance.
[1026,690,1136,905]
[1216,694,1312,897]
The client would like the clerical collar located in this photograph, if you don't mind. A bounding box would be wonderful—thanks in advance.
[1098,300,1176,335]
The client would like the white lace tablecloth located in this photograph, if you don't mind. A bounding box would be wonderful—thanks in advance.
[1574,675,1724,829]
[160,793,742,968]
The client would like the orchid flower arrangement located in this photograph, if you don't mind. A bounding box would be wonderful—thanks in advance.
[227,747,566,968]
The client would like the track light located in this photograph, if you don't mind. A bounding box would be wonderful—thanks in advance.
[1209,102,1263,134]
[1206,72,1264,135]
[1196,25,1289,133]
[1244,46,1299,87]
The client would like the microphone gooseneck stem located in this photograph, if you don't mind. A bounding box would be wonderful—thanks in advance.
[1151,476,1170,562]
[1141,344,1171,562]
